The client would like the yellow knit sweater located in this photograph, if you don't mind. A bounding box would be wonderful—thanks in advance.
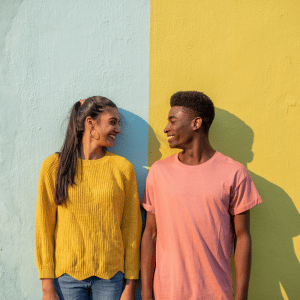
[35,152,142,280]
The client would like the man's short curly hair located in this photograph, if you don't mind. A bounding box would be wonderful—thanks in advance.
[170,91,215,134]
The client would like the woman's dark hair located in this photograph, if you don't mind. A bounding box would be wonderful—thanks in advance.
[54,96,117,205]
[170,91,215,134]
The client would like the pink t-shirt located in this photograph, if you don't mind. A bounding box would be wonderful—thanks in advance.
[142,151,262,300]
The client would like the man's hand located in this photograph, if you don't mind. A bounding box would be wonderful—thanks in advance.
[42,278,60,300]
[140,291,154,300]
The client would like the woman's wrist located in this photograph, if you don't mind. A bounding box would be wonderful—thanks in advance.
[42,278,56,292]
[124,279,136,290]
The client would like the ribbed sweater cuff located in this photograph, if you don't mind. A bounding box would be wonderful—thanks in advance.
[39,269,55,279]
[124,270,140,280]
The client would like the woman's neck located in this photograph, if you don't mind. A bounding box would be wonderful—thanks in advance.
[80,135,106,160]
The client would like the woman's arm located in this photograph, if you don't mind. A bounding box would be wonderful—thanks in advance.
[120,279,136,300]
[141,211,157,300]
[41,279,60,300]
[35,157,58,279]
[121,164,142,280]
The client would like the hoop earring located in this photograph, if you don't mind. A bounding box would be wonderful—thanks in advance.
[90,128,100,140]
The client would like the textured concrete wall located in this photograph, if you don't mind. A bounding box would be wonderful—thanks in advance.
[0,0,149,299]
[149,1,300,299]
[1,0,300,299]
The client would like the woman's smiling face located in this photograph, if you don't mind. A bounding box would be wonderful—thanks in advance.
[93,107,121,148]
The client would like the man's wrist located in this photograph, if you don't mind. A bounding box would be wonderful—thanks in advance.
[235,290,248,300]
[141,288,153,299]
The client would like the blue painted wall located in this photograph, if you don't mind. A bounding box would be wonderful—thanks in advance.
[0,0,150,298]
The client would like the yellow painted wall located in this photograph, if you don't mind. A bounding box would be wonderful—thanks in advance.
[149,1,300,298]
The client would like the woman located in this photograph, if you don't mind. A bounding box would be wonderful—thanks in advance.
[35,96,142,300]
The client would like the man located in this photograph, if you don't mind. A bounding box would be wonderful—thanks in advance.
[141,91,262,300]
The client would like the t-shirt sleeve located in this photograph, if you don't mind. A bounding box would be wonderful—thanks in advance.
[141,167,155,214]
[229,169,262,215]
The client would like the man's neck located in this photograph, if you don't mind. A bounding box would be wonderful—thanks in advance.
[178,137,216,166]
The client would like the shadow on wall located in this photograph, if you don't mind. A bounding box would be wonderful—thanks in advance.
[148,124,163,167]
[110,108,151,201]
[110,108,161,300]
[210,108,300,300]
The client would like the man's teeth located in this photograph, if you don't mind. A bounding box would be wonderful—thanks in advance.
[168,135,174,139]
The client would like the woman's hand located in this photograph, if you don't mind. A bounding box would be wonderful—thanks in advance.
[42,278,60,300]
[42,290,60,300]
[120,288,135,300]
[120,279,136,300]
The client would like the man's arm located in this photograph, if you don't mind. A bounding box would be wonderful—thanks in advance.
[234,210,251,300]
[141,211,157,300]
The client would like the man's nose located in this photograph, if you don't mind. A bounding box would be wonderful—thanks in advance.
[164,124,170,133]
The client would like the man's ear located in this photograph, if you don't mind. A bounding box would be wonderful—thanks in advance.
[192,117,202,131]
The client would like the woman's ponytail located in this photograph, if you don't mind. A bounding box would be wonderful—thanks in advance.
[54,101,82,205]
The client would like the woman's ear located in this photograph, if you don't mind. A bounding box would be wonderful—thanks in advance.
[85,116,94,129]
[192,117,202,131]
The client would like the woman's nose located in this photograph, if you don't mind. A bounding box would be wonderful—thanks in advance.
[115,124,121,133]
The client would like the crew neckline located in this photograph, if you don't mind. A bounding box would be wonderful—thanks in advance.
[79,151,113,166]
[173,151,220,169]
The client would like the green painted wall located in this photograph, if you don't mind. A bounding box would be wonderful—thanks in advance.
[0,1,149,299]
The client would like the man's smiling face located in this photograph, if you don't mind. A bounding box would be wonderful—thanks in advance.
[164,106,195,149]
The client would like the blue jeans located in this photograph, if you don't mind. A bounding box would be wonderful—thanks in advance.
[54,272,124,300]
